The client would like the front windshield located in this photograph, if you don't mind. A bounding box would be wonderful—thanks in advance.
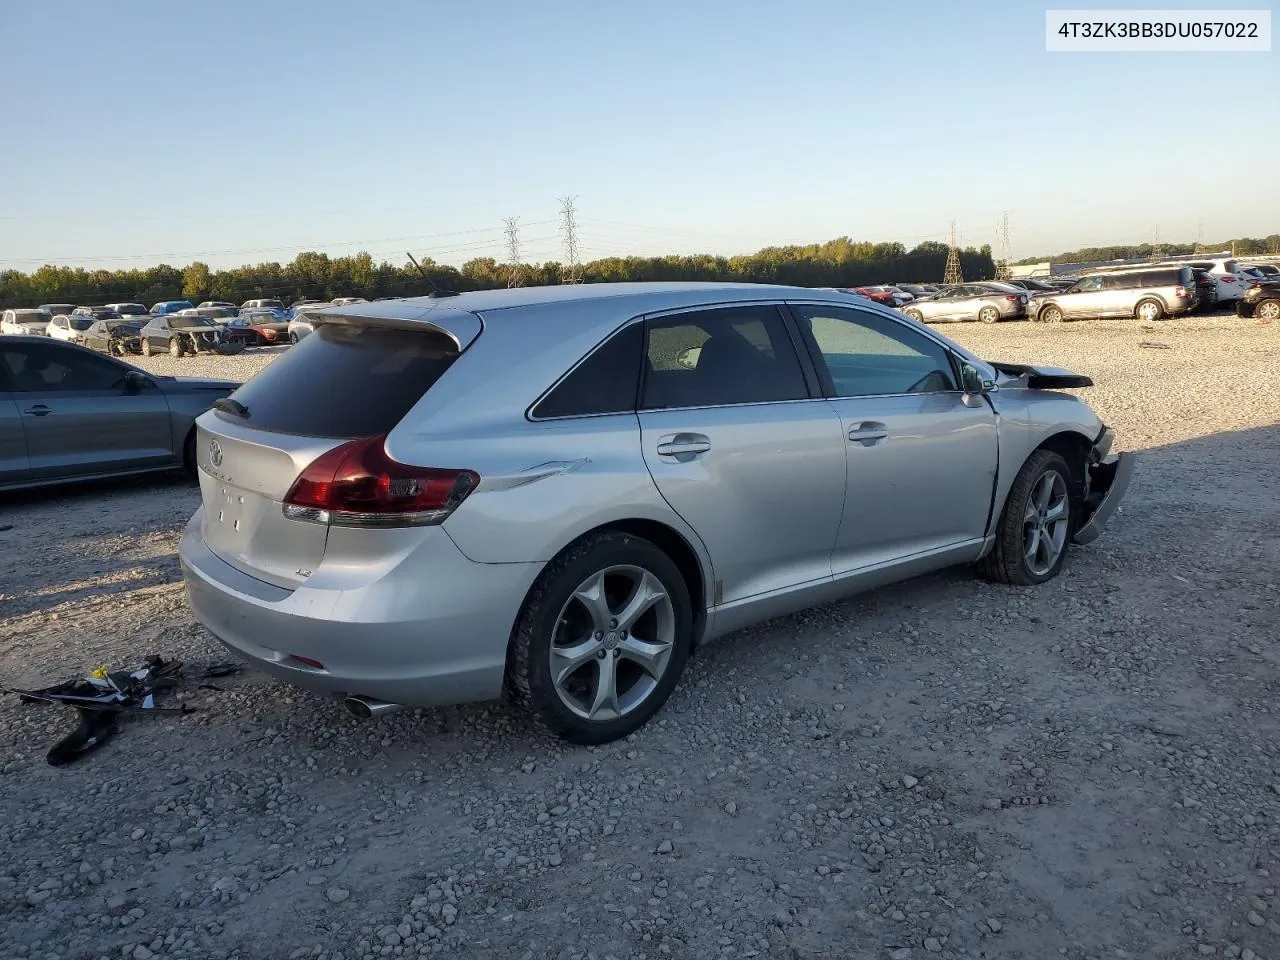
[171,316,213,328]
[116,304,147,315]
[107,320,142,331]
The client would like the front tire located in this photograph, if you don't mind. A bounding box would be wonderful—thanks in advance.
[1038,304,1064,324]
[506,531,693,744]
[140,338,152,357]
[169,337,184,358]
[1256,299,1280,322]
[905,309,924,322]
[979,449,1075,586]
[288,331,299,344]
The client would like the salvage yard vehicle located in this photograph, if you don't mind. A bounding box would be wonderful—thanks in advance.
[1236,277,1280,322]
[46,313,94,344]
[37,303,75,317]
[138,313,245,357]
[902,283,1028,324]
[83,317,145,356]
[180,282,1133,745]
[149,300,196,316]
[103,302,149,318]
[225,309,289,345]
[1,308,53,336]
[0,336,237,491]
[1031,265,1197,323]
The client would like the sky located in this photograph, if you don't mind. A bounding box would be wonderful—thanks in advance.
[1,0,1276,272]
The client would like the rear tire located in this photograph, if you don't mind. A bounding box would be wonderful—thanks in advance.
[1135,298,1164,322]
[979,449,1075,586]
[288,331,299,344]
[978,306,1000,324]
[506,531,693,745]
[905,309,924,322]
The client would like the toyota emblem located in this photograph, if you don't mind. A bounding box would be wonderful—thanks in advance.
[208,439,223,467]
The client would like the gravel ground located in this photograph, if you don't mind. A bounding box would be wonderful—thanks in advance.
[1,312,1278,960]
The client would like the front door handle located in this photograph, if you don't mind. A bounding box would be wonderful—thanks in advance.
[847,421,888,444]
[24,405,52,417]
[656,433,712,459]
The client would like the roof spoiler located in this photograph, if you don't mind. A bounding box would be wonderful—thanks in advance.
[298,302,482,351]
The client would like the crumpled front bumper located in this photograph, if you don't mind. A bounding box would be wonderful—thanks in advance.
[1073,426,1135,546]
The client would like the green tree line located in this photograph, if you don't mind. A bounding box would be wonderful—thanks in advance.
[1016,234,1280,266]
[0,238,995,309]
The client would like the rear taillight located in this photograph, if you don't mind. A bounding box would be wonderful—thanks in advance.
[282,434,479,528]
[1005,295,1020,301]
[1222,274,1238,283]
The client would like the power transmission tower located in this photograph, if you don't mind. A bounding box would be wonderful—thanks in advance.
[1150,225,1164,262]
[503,217,522,288]
[1194,219,1205,255]
[942,221,964,285]
[994,211,1013,280]
[559,196,582,283]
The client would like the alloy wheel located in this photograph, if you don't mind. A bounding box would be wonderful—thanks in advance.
[550,565,676,722]
[1023,471,1069,576]
[1258,300,1280,321]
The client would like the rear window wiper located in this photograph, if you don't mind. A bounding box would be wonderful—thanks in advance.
[213,398,249,418]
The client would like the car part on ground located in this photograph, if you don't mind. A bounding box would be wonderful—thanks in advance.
[178,282,1131,745]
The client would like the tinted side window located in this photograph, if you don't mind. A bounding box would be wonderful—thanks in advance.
[2,343,126,392]
[791,304,957,398]
[640,306,807,410]
[533,321,643,419]
[222,325,460,438]
[1101,275,1126,289]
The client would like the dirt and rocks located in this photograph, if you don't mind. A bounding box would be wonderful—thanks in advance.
[1,313,1278,960]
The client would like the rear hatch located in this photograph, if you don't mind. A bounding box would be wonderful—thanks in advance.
[194,319,472,589]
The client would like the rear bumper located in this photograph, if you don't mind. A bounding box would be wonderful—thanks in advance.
[1073,428,1134,546]
[178,508,542,709]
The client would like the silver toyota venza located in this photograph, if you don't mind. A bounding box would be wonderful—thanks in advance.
[179,283,1133,743]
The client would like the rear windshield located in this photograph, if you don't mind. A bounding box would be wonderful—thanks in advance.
[223,324,461,438]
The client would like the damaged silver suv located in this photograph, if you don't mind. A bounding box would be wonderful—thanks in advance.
[179,283,1133,744]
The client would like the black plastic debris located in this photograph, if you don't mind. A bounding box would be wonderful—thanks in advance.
[7,656,192,766]
[1139,341,1172,350]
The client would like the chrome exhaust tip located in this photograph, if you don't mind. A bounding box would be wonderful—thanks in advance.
[343,695,407,719]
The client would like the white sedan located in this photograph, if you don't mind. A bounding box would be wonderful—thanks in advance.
[46,314,95,344]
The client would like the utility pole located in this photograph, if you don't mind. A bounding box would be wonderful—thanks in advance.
[994,211,1012,281]
[503,217,522,288]
[559,196,582,284]
[1150,225,1164,262]
[942,221,964,285]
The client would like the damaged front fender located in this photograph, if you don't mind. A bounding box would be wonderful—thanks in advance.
[1073,427,1135,545]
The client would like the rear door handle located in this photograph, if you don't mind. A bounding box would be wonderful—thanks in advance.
[847,421,888,444]
[24,405,52,417]
[656,433,712,458]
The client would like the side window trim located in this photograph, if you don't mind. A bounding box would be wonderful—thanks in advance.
[637,302,818,412]
[525,318,646,422]
[782,300,965,400]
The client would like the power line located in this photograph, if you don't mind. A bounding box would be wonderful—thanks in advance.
[560,196,582,283]
[503,217,522,288]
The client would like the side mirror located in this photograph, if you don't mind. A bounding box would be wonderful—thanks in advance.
[123,369,149,394]
[960,362,987,407]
